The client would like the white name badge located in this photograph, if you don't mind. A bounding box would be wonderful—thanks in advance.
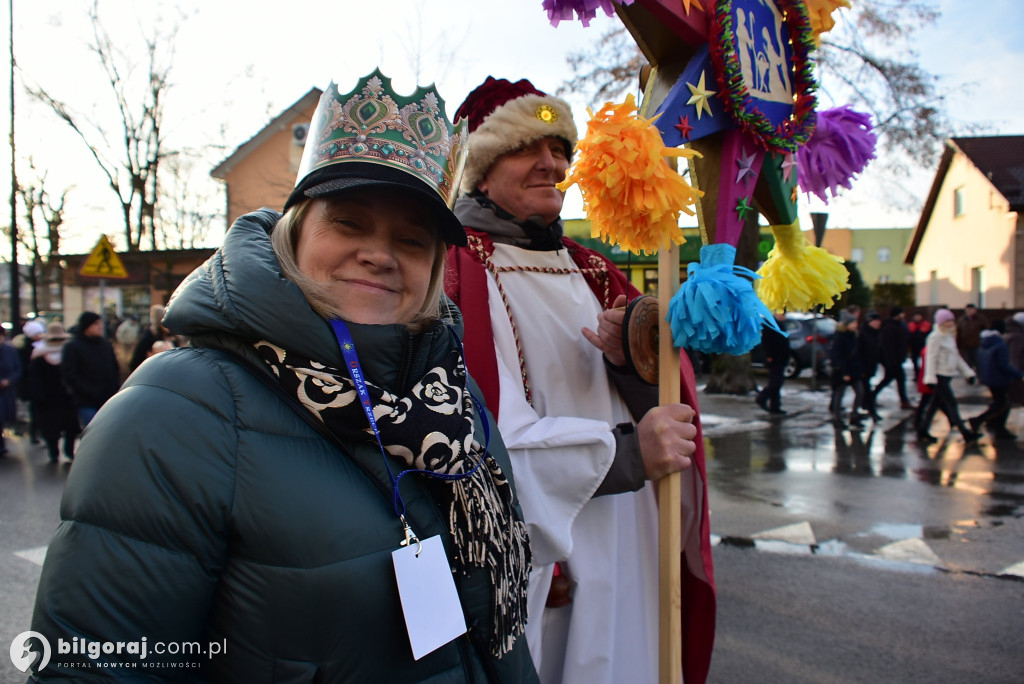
[392,535,467,660]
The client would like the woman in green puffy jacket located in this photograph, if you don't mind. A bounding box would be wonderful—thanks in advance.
[28,71,537,683]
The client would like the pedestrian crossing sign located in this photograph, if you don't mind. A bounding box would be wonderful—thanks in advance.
[80,235,129,279]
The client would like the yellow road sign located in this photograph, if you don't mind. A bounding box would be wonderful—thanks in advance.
[80,235,129,279]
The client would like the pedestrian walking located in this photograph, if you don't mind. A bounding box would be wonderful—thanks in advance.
[445,75,712,684]
[756,312,790,414]
[29,69,537,682]
[970,319,1023,440]
[858,311,883,420]
[873,306,912,409]
[1005,311,1024,407]
[14,318,46,443]
[59,311,122,430]
[956,303,989,369]
[29,322,80,462]
[830,310,865,426]
[0,327,22,456]
[921,308,979,442]
[907,312,930,385]
[128,305,169,372]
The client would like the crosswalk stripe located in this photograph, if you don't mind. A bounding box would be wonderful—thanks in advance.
[997,561,1024,577]
[752,521,817,546]
[13,546,48,566]
[875,538,943,566]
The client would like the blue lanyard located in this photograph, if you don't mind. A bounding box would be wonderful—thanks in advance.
[328,319,490,522]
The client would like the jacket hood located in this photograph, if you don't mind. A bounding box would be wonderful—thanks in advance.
[980,330,1004,347]
[163,209,465,376]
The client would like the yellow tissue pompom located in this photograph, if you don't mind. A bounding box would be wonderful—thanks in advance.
[805,0,851,44]
[556,94,703,255]
[755,220,850,311]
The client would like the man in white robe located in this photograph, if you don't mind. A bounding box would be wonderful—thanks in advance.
[445,76,716,684]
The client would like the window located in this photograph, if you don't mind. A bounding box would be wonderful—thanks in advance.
[878,274,890,284]
[877,247,891,263]
[850,247,864,262]
[972,267,984,308]
[929,270,938,305]
[954,186,966,217]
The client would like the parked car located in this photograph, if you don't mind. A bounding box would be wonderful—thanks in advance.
[751,312,836,379]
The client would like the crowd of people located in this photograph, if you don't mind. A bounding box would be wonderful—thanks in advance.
[758,302,1024,444]
[1,308,177,462]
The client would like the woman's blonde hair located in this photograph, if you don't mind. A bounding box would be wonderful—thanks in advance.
[271,197,448,333]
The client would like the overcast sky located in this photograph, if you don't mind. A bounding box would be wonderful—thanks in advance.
[1,0,1022,254]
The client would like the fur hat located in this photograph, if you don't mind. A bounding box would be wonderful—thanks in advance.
[454,76,578,194]
[840,310,857,326]
[934,308,955,325]
[22,320,46,339]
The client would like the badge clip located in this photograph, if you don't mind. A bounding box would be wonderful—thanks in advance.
[399,515,422,557]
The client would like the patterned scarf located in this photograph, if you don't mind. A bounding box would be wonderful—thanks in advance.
[253,340,530,656]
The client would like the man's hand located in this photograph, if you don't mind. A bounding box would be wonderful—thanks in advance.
[583,294,628,367]
[636,403,697,480]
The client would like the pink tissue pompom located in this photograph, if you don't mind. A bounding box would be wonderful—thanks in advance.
[542,0,634,27]
[797,105,877,203]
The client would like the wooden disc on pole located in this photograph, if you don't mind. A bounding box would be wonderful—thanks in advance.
[622,295,660,385]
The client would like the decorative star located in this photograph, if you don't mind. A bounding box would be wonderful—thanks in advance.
[686,71,716,120]
[791,186,799,203]
[681,0,705,13]
[674,114,694,140]
[736,149,758,185]
[781,152,797,183]
[736,196,755,221]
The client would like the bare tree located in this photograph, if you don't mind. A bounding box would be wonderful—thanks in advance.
[25,0,178,251]
[14,162,71,314]
[157,151,217,250]
[816,0,972,172]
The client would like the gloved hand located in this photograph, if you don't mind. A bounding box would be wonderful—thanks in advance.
[967,376,977,386]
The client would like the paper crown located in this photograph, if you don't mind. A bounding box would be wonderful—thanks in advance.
[291,69,468,211]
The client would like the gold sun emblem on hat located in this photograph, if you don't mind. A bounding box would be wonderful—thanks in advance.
[536,104,558,124]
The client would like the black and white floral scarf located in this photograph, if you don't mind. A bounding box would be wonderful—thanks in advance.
[253,340,530,656]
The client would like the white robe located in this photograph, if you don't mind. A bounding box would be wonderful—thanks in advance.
[486,243,660,684]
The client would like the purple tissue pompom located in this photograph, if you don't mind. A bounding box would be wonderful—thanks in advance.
[542,0,634,27]
[797,105,877,204]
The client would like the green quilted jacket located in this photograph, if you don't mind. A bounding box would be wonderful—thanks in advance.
[29,209,538,683]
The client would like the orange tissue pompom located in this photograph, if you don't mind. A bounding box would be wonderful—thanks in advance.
[557,94,703,255]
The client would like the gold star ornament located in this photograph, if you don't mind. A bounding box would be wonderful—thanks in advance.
[686,71,716,120]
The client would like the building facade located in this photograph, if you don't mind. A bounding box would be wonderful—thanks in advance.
[905,136,1024,309]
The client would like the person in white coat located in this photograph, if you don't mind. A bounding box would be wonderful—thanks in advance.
[921,308,980,442]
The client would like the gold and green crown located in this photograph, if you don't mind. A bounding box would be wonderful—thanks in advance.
[295,69,468,208]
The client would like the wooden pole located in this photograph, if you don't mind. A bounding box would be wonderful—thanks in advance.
[657,242,682,684]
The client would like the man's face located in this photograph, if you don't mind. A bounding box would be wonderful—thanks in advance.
[478,136,570,226]
[84,320,104,337]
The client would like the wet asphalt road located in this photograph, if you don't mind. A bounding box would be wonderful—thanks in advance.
[701,373,1024,682]
[1,370,1022,682]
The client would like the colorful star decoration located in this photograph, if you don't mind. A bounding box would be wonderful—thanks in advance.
[735,196,754,221]
[682,0,705,13]
[674,114,694,140]
[686,72,716,120]
[781,152,797,183]
[735,149,757,185]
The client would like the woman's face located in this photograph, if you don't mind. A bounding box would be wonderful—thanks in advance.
[940,320,956,333]
[295,190,438,326]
